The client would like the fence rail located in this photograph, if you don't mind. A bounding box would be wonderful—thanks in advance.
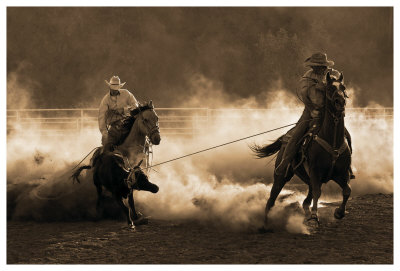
[7,107,393,136]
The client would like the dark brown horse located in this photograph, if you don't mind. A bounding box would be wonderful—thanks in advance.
[251,72,351,231]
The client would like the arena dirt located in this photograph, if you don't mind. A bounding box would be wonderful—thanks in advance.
[7,193,392,264]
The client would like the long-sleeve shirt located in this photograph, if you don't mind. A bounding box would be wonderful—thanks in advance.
[98,89,138,135]
[299,68,340,118]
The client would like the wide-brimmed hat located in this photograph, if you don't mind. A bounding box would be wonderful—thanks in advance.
[304,52,334,67]
[105,76,126,90]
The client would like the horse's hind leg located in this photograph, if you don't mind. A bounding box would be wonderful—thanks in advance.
[95,185,104,220]
[262,172,292,232]
[334,178,351,219]
[93,173,104,220]
[260,148,293,232]
[294,166,312,218]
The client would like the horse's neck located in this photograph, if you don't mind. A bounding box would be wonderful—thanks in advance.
[118,119,146,163]
[319,107,345,148]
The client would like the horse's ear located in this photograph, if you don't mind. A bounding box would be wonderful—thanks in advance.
[136,160,143,167]
[149,100,153,107]
[339,72,344,82]
[326,72,332,84]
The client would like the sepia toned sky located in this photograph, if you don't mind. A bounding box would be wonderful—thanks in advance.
[7,7,393,109]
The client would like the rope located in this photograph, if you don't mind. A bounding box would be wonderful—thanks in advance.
[33,147,99,201]
[71,147,99,171]
[32,122,296,200]
[143,122,297,170]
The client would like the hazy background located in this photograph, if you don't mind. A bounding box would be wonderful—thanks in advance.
[7,7,393,109]
[6,7,393,232]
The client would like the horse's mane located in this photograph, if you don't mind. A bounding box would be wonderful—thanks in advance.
[130,103,154,117]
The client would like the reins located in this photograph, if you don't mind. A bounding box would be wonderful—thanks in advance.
[313,81,349,179]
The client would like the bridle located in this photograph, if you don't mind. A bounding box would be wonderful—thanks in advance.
[131,105,160,141]
[142,116,160,139]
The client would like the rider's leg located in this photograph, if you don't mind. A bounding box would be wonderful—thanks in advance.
[103,122,122,152]
[275,111,310,176]
[344,126,356,179]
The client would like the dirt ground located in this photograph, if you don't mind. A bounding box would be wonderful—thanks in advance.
[7,193,392,264]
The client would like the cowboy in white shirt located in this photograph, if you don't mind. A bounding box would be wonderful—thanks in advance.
[99,76,138,148]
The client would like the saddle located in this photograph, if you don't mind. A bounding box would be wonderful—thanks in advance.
[285,123,352,179]
[108,115,136,146]
[281,123,321,171]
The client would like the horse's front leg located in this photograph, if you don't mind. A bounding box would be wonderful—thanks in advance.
[128,192,148,226]
[303,185,313,218]
[117,195,135,230]
[309,171,322,224]
[334,180,351,219]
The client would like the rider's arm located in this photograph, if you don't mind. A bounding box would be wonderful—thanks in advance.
[122,89,139,114]
[299,77,318,113]
[98,96,109,136]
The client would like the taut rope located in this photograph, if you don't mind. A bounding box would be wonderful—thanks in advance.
[143,122,296,170]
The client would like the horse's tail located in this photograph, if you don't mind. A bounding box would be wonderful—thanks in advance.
[250,136,283,158]
[71,165,92,184]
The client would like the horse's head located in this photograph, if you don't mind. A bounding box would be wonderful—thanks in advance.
[130,160,159,193]
[325,72,347,116]
[135,101,161,145]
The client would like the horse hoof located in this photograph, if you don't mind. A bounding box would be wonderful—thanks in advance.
[334,208,345,219]
[306,215,320,227]
[134,217,149,226]
[128,224,136,231]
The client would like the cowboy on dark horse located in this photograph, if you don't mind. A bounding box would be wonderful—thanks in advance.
[275,52,355,179]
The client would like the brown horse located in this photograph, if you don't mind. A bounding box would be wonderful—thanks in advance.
[71,101,161,229]
[251,72,351,231]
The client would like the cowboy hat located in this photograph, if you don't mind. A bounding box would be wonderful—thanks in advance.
[105,76,126,90]
[304,52,334,67]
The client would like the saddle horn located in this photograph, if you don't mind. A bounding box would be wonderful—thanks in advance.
[326,72,332,85]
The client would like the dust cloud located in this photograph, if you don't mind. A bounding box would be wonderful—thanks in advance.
[6,77,392,233]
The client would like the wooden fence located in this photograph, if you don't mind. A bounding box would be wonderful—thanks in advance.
[6,107,393,136]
